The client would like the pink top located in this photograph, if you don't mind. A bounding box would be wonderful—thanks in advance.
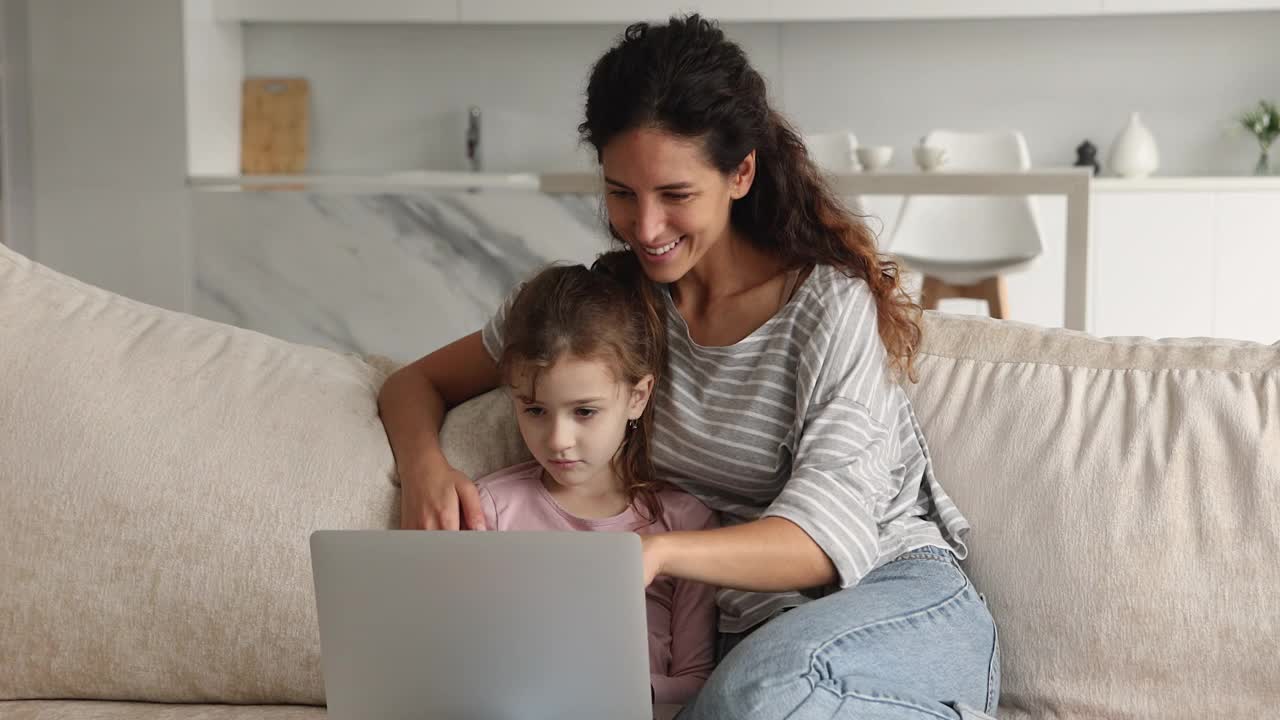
[476,461,719,705]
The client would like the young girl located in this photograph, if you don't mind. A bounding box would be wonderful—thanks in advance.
[473,261,718,706]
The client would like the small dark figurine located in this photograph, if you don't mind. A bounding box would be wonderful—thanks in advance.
[1074,140,1101,176]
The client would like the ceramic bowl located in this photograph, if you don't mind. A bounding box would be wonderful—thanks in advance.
[913,145,948,171]
[855,145,894,172]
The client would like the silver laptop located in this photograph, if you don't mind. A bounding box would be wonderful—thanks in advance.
[310,530,653,720]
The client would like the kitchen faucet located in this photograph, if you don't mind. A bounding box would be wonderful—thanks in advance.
[465,107,482,172]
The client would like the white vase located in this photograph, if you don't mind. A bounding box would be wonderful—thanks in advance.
[1108,112,1160,178]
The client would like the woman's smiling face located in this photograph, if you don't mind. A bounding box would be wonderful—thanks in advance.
[601,127,754,284]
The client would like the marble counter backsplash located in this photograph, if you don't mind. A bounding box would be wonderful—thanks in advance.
[192,190,611,363]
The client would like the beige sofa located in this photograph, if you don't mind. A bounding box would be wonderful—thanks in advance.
[1,239,1277,720]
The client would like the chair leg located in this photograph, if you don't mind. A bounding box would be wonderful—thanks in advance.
[922,275,1009,319]
[979,276,1008,319]
[920,275,945,310]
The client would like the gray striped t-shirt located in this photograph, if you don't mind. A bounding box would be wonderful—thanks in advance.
[482,264,970,633]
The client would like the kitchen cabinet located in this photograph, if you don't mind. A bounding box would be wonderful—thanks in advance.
[1090,193,1216,339]
[213,0,459,23]
[1212,193,1280,344]
[1101,0,1280,13]
[210,0,1280,23]
[1090,190,1280,343]
[772,0,1106,20]
[458,0,774,22]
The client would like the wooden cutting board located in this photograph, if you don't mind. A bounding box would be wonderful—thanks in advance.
[241,77,310,175]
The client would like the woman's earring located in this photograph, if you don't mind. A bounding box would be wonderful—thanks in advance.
[627,418,639,431]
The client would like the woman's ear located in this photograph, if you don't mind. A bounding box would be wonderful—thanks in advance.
[729,150,757,200]
[628,374,655,419]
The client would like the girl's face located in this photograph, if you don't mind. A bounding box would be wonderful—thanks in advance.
[508,354,653,493]
[601,127,755,284]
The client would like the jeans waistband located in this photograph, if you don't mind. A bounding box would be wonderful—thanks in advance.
[893,544,958,566]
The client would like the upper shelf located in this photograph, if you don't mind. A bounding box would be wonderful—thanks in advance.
[188,171,541,191]
[211,0,1280,24]
[188,171,1280,194]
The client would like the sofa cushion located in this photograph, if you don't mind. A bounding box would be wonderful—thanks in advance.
[0,701,325,720]
[0,702,678,720]
[0,244,398,704]
[438,386,529,479]
[904,314,1279,719]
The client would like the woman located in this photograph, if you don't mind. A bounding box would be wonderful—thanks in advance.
[378,15,1000,719]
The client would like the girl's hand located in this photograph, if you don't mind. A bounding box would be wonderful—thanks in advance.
[640,534,667,587]
[399,461,486,531]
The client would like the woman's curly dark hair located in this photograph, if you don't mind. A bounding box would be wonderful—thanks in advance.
[579,14,923,380]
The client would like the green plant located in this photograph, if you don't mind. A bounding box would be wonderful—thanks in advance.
[1239,100,1280,174]
[1239,100,1280,149]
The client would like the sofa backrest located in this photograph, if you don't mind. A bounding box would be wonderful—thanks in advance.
[437,314,1280,718]
[4,235,1278,716]
[0,243,398,705]
[906,315,1278,718]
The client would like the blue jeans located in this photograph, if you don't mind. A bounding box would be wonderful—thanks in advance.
[677,546,1000,719]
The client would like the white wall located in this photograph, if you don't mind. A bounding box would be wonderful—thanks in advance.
[8,5,1277,317]
[1,0,35,257]
[184,0,243,177]
[26,0,193,311]
[244,23,719,173]
[780,14,1280,177]
[243,11,1280,176]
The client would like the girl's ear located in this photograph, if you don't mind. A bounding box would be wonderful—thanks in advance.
[627,374,655,419]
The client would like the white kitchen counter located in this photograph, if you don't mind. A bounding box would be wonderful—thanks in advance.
[1092,176,1280,192]
[189,172,1280,194]
[189,188,610,362]
[192,169,1099,330]
[185,170,1280,348]
[188,171,541,191]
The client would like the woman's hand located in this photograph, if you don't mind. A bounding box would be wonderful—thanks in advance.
[640,534,668,587]
[379,331,499,531]
[399,461,486,531]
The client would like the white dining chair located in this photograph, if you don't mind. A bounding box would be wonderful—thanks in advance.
[804,130,882,227]
[804,131,859,173]
[884,129,1043,319]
